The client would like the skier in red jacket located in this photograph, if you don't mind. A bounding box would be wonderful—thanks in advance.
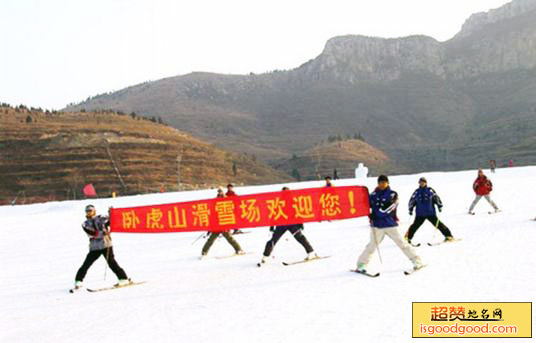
[226,184,244,234]
[225,183,237,197]
[468,169,500,214]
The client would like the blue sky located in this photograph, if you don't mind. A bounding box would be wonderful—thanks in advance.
[0,0,511,109]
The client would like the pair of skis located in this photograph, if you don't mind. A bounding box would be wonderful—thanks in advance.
[282,255,422,276]
[257,255,331,267]
[349,264,426,277]
[69,280,146,293]
[410,238,462,247]
[214,252,252,259]
[209,252,330,266]
[469,211,501,215]
[282,255,330,266]
[349,269,380,277]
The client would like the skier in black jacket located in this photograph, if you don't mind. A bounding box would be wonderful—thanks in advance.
[258,187,317,266]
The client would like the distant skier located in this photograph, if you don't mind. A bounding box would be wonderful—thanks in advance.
[258,187,317,266]
[333,169,339,180]
[225,183,237,197]
[225,183,244,234]
[508,159,514,168]
[468,169,500,214]
[73,205,130,290]
[322,176,334,222]
[356,175,423,274]
[201,188,245,258]
[405,177,454,244]
[489,160,496,173]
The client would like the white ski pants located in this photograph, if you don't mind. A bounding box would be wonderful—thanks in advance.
[358,226,419,266]
[469,195,498,212]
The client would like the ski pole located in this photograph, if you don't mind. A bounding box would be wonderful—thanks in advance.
[104,209,113,280]
[405,210,415,240]
[430,216,440,241]
[192,232,207,245]
[371,227,383,264]
[104,244,110,281]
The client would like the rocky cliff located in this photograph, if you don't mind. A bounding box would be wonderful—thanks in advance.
[457,0,536,38]
[300,0,536,81]
[299,35,445,82]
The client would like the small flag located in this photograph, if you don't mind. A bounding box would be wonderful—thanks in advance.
[83,183,97,197]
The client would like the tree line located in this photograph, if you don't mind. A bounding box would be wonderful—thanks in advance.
[0,103,167,126]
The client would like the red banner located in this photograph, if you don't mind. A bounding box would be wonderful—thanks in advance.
[110,186,370,233]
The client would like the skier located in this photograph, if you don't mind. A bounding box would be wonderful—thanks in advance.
[73,205,130,290]
[405,177,454,244]
[258,187,317,266]
[356,175,423,274]
[468,169,499,214]
[322,176,334,223]
[201,188,245,258]
[225,183,237,197]
[489,160,496,173]
[225,183,244,234]
[333,169,339,180]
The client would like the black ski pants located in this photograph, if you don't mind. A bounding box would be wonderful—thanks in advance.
[406,215,452,240]
[263,225,314,257]
[75,247,128,282]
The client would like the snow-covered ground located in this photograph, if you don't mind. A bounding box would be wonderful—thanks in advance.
[1,167,535,343]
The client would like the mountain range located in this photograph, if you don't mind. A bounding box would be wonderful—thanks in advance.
[66,0,536,174]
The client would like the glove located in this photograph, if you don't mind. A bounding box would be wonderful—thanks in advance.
[409,210,413,216]
[438,207,442,212]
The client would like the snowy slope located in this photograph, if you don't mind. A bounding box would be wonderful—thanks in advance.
[1,167,535,343]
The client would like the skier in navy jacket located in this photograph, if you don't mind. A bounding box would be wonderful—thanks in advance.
[258,187,317,266]
[405,177,454,244]
[356,175,422,273]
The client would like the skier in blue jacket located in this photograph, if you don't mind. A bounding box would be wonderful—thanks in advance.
[356,175,422,273]
[405,177,454,244]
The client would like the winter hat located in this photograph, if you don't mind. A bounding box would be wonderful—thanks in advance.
[419,177,427,183]
[377,175,389,183]
[85,204,95,212]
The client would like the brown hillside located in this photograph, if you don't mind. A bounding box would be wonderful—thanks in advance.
[0,106,292,205]
[274,139,401,180]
